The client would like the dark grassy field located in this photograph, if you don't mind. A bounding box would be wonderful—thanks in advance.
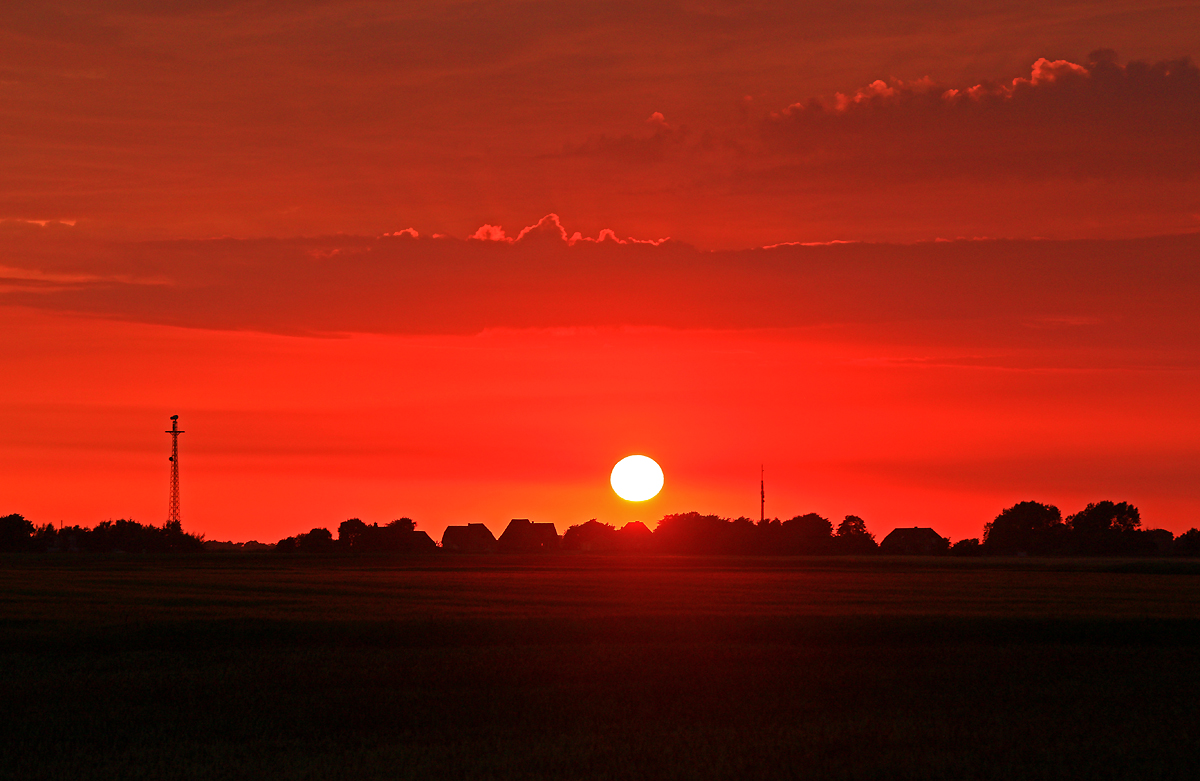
[3,555,1199,780]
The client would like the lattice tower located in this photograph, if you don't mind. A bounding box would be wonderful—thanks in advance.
[166,415,184,527]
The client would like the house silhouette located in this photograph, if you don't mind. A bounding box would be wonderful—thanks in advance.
[441,523,498,553]
[497,519,560,552]
[880,527,949,555]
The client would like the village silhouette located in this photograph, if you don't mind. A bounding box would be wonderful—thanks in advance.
[4,501,1199,557]
[13,415,1195,557]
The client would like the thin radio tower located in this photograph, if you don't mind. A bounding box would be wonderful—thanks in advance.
[760,465,765,524]
[166,415,184,527]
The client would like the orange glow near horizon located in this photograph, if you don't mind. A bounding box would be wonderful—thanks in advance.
[3,301,1198,544]
[3,4,1200,546]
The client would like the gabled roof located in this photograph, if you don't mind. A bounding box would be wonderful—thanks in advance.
[442,522,498,551]
[880,526,948,554]
[498,519,560,552]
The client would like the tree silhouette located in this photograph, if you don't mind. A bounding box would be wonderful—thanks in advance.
[338,518,368,548]
[1067,501,1141,534]
[781,513,833,554]
[7,517,205,553]
[653,512,734,554]
[29,523,58,552]
[615,521,653,552]
[1066,501,1144,554]
[726,516,759,554]
[1143,528,1174,555]
[833,515,877,554]
[755,518,784,553]
[0,514,34,551]
[297,527,335,553]
[1174,529,1200,556]
[950,538,983,556]
[562,519,618,551]
[983,501,1063,555]
[279,518,431,554]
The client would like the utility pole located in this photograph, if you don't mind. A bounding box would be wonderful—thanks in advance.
[166,415,184,528]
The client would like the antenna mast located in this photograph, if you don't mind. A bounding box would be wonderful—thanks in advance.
[760,464,765,524]
[166,415,184,527]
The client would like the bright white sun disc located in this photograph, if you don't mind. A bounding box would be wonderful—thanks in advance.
[610,455,664,502]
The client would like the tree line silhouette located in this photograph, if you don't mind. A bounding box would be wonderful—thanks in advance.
[274,518,436,554]
[260,502,1200,557]
[554,506,1198,556]
[3,499,1200,556]
[556,513,881,555]
[975,500,1196,556]
[0,515,203,553]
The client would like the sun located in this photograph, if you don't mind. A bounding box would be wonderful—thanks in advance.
[610,455,664,502]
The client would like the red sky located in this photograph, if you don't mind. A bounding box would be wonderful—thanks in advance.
[2,2,1199,542]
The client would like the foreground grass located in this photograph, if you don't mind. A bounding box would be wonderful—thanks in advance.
[2,555,1198,780]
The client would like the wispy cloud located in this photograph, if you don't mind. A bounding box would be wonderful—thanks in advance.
[1,223,1198,368]
[469,214,670,246]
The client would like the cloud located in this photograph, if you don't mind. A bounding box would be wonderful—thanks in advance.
[469,224,510,242]
[533,51,1200,246]
[773,51,1194,115]
[4,0,1200,247]
[760,52,1200,181]
[561,113,693,164]
[761,239,858,249]
[1,218,77,227]
[1,221,1198,365]
[469,214,669,246]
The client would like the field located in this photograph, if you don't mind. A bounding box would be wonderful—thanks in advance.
[2,555,1199,780]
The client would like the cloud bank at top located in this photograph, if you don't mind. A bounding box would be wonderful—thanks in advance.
[3,0,1198,247]
[753,51,1200,181]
